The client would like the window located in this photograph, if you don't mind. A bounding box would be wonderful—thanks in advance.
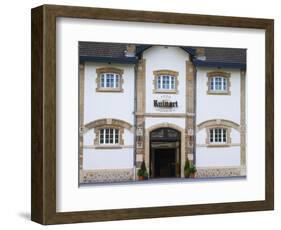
[210,76,227,91]
[156,75,176,90]
[96,67,124,92]
[153,70,179,94]
[99,128,119,145]
[209,128,227,144]
[100,73,120,88]
[207,71,231,95]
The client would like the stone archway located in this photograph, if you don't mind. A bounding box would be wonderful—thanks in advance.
[145,123,186,178]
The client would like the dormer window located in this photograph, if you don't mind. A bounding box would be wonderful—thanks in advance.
[153,70,179,94]
[207,71,231,95]
[96,67,124,92]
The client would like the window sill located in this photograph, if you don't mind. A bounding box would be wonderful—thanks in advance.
[207,144,231,148]
[153,89,178,94]
[207,90,231,95]
[95,145,123,149]
[96,88,123,93]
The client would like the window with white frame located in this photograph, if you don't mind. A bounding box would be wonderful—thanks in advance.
[207,71,231,95]
[209,128,227,144]
[100,73,120,88]
[156,75,176,90]
[210,76,227,91]
[153,70,179,94]
[96,67,124,92]
[99,128,119,145]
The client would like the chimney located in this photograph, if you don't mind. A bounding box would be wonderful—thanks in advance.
[125,44,136,57]
[195,47,206,61]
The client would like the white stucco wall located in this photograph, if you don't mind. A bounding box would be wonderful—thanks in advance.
[145,117,186,130]
[196,146,240,167]
[142,46,190,114]
[196,128,241,167]
[83,62,135,125]
[83,148,134,170]
[196,68,241,124]
[196,67,242,167]
[82,62,135,170]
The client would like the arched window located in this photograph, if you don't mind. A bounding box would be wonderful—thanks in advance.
[207,71,231,95]
[153,70,179,94]
[100,73,120,89]
[83,118,133,147]
[197,119,240,147]
[96,67,124,92]
[156,75,176,90]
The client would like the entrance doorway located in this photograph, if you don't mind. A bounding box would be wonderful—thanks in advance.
[150,128,181,178]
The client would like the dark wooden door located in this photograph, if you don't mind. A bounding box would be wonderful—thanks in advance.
[154,148,176,178]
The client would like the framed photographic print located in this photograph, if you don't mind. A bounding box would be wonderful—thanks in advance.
[31,4,274,225]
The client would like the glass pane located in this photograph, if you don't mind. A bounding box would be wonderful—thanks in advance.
[157,76,161,89]
[171,77,175,89]
[105,129,109,143]
[99,129,104,144]
[115,75,119,88]
[210,129,213,142]
[151,129,165,138]
[210,78,214,90]
[223,129,227,142]
[167,129,178,138]
[115,129,119,144]
[223,78,227,90]
[100,74,105,87]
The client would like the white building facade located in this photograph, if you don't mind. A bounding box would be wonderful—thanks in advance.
[79,42,246,183]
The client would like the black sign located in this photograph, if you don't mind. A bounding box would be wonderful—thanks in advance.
[153,100,178,108]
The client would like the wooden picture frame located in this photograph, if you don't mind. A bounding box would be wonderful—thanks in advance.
[31,4,274,225]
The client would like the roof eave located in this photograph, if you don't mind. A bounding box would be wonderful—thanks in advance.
[193,60,246,69]
[79,56,138,64]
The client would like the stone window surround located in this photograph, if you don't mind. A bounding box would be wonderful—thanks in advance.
[96,67,124,92]
[83,118,133,149]
[207,71,231,95]
[153,70,179,94]
[197,119,240,147]
[95,125,125,148]
[206,126,231,147]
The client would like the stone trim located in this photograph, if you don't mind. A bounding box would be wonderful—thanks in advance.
[153,69,179,94]
[197,119,240,132]
[83,145,134,149]
[96,67,124,92]
[80,169,134,183]
[84,118,133,131]
[83,118,132,148]
[240,70,246,167]
[196,167,243,178]
[136,59,146,165]
[79,63,85,170]
[206,71,231,95]
[145,123,186,177]
[185,61,195,164]
[197,143,240,147]
[135,112,195,117]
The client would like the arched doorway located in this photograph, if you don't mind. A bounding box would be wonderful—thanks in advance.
[150,128,181,178]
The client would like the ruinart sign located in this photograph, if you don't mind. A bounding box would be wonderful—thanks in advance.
[153,100,178,108]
